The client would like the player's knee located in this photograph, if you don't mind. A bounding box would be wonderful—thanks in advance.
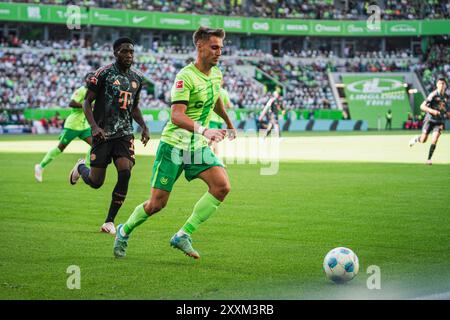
[58,144,66,151]
[90,181,103,189]
[117,169,131,184]
[213,182,231,200]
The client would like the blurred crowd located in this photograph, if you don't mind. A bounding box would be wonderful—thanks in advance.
[0,48,265,111]
[0,38,448,125]
[4,0,449,20]
[411,43,450,94]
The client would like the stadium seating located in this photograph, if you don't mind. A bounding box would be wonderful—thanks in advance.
[8,0,449,19]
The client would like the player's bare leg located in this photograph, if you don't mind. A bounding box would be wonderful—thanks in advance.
[198,166,231,202]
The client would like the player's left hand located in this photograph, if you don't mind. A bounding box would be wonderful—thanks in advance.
[141,127,150,147]
[227,127,237,141]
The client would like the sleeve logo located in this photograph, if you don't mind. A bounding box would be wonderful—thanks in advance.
[175,80,184,89]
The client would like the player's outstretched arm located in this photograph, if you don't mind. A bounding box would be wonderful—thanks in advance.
[213,97,236,140]
[171,104,226,142]
[83,89,105,140]
[131,106,150,146]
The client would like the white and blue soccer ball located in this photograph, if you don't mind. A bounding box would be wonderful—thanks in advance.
[323,247,359,283]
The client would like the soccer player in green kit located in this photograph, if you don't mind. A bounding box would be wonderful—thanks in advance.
[113,27,236,259]
[34,72,94,182]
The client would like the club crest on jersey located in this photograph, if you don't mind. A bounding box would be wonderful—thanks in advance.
[113,79,121,86]
[131,81,138,89]
[90,153,96,161]
[176,80,184,90]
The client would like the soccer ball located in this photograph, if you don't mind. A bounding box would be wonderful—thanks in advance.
[323,247,359,283]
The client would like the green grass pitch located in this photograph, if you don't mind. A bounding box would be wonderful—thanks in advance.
[1,150,450,299]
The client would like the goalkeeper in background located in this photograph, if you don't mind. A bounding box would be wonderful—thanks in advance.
[34,72,94,182]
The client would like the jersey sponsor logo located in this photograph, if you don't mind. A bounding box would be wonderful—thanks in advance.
[176,80,184,90]
[160,177,169,185]
[118,90,132,109]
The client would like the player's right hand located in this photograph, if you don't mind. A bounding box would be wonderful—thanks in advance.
[203,129,226,143]
[432,109,440,117]
[92,126,106,140]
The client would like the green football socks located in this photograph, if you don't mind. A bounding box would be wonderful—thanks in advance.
[39,147,62,168]
[123,203,149,235]
[181,192,222,235]
[122,192,222,236]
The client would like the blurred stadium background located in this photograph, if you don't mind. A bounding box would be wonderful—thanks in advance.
[1,1,450,300]
[0,0,449,134]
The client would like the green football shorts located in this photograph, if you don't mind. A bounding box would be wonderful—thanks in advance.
[151,141,225,192]
[59,128,91,145]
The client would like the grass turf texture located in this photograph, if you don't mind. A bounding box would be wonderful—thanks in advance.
[1,152,450,299]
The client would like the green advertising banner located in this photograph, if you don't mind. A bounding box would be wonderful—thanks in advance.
[342,75,411,129]
[126,9,153,28]
[384,21,421,36]
[90,8,128,26]
[0,2,449,36]
[220,17,246,33]
[0,2,20,21]
[274,19,310,35]
[48,5,89,25]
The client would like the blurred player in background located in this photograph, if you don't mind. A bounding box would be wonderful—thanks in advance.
[113,26,236,259]
[69,37,150,234]
[34,72,94,182]
[409,77,449,164]
[258,91,284,138]
[209,80,233,155]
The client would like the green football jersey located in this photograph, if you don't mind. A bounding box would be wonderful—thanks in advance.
[210,88,231,124]
[162,62,223,150]
[64,86,90,131]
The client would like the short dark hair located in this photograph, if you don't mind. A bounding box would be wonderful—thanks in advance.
[192,26,225,46]
[85,72,94,80]
[437,76,447,85]
[113,37,134,52]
